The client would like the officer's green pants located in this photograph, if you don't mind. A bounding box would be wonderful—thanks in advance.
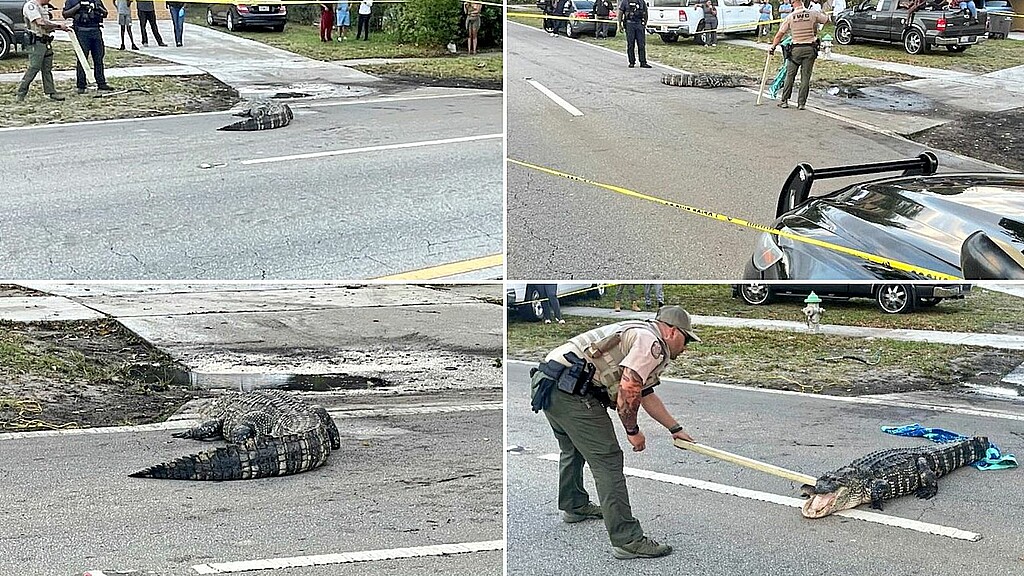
[17,41,57,98]
[780,44,817,108]
[532,370,644,547]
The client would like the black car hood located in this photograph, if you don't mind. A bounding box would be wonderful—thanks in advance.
[774,174,1024,280]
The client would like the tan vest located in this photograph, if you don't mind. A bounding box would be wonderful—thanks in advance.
[784,7,826,44]
[23,0,51,38]
[547,321,671,401]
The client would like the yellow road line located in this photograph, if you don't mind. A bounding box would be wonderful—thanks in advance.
[374,254,504,281]
[507,158,962,281]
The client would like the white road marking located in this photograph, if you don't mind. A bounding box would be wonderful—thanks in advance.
[526,80,584,117]
[507,360,1024,422]
[536,454,982,541]
[0,403,501,441]
[189,540,505,574]
[0,91,496,133]
[239,133,504,165]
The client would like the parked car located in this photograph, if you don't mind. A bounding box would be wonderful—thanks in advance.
[206,2,287,32]
[732,283,971,314]
[0,0,27,59]
[982,0,1013,38]
[646,0,758,44]
[507,283,606,321]
[539,0,618,37]
[742,152,1024,282]
[833,0,988,54]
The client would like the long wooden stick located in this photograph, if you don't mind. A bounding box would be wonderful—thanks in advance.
[67,25,96,86]
[756,49,772,105]
[673,439,817,485]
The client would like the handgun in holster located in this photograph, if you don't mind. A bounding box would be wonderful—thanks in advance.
[555,351,596,396]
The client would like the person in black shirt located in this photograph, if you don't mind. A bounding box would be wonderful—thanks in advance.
[618,0,650,67]
[594,0,614,38]
[62,0,112,93]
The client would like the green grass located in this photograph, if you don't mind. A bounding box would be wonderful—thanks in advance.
[0,43,166,75]
[355,54,503,84]
[509,14,908,86]
[0,74,238,127]
[507,316,1023,396]
[569,285,1024,334]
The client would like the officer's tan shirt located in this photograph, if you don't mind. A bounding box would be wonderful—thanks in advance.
[24,0,51,38]
[546,325,668,400]
[778,7,828,43]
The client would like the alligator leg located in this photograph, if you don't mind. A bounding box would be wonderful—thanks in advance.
[172,419,224,441]
[915,456,939,500]
[868,478,889,511]
[226,422,258,444]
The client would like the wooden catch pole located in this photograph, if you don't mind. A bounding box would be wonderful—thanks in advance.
[67,25,96,86]
[756,49,772,105]
[673,439,817,485]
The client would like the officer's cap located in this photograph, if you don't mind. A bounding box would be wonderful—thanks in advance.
[655,306,702,343]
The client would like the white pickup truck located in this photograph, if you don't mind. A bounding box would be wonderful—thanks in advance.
[646,0,760,43]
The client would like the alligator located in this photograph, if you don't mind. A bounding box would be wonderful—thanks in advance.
[801,437,988,518]
[218,100,294,131]
[130,390,340,481]
[660,72,756,88]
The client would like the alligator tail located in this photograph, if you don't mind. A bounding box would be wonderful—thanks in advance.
[929,436,990,477]
[130,428,332,481]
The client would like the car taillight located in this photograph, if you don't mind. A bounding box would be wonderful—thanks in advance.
[936,17,946,31]
[609,10,617,17]
[237,4,249,12]
[280,5,286,13]
[574,10,588,17]
[679,9,687,20]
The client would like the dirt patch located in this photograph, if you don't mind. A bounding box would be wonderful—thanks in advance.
[353,70,501,91]
[0,285,45,297]
[911,108,1024,172]
[0,319,196,432]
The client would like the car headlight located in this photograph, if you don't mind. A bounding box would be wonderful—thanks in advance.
[752,232,786,272]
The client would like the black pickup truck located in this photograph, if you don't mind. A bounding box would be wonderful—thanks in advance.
[834,0,988,54]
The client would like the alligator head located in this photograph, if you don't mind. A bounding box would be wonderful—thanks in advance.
[799,467,868,518]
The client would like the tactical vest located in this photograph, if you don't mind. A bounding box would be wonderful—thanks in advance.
[568,320,671,400]
[24,0,50,38]
[786,7,822,44]
[72,0,105,28]
[624,0,644,22]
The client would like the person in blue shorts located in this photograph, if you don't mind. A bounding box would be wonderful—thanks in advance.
[336,0,351,40]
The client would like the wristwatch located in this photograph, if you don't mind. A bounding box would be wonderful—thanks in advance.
[668,424,683,434]
[626,426,640,436]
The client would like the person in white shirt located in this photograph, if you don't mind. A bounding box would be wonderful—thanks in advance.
[356,0,372,40]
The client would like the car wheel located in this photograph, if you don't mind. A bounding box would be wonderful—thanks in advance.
[0,27,12,59]
[227,10,238,31]
[660,33,678,42]
[586,285,606,299]
[607,29,616,37]
[945,45,967,52]
[875,285,914,314]
[693,21,705,45]
[834,21,853,45]
[206,7,214,26]
[519,286,545,322]
[273,23,286,32]
[566,20,579,37]
[903,29,926,54]
[739,284,773,306]
[917,297,942,307]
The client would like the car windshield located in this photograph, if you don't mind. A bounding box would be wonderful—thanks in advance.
[574,0,595,8]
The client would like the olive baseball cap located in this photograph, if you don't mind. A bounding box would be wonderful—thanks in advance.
[655,306,702,343]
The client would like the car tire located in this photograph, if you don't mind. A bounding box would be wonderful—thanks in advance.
[917,297,942,307]
[834,21,853,45]
[660,33,678,42]
[693,20,705,45]
[903,29,927,54]
[586,285,606,299]
[273,23,286,32]
[945,45,967,52]
[519,285,545,322]
[607,29,616,37]
[566,20,580,38]
[227,10,239,32]
[875,284,915,314]
[206,7,215,26]
[0,27,12,59]
[739,284,773,306]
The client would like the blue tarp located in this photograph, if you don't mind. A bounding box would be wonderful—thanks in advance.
[881,423,1018,471]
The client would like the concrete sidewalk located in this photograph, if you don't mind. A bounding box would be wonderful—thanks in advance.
[0,283,504,381]
[559,305,1024,351]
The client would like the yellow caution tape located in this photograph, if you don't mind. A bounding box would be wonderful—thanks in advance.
[507,158,962,281]
[513,282,617,306]
[507,8,807,35]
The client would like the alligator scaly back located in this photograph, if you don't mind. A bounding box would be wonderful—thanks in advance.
[802,437,989,518]
[660,72,756,88]
[218,100,294,131]
[130,390,341,481]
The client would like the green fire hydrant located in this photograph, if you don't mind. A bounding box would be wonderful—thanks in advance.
[802,291,824,333]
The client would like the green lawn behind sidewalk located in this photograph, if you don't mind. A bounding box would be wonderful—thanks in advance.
[0,44,164,75]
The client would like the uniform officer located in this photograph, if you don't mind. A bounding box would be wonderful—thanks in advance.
[63,0,113,94]
[15,0,69,102]
[769,0,828,110]
[530,306,699,559]
[618,0,651,68]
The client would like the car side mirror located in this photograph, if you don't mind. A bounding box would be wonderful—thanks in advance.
[960,231,1024,280]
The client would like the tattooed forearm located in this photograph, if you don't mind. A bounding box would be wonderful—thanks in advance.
[617,367,643,431]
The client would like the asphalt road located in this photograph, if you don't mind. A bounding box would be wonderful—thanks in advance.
[506,361,1024,575]
[0,88,502,280]
[505,22,1000,280]
[0,403,503,576]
